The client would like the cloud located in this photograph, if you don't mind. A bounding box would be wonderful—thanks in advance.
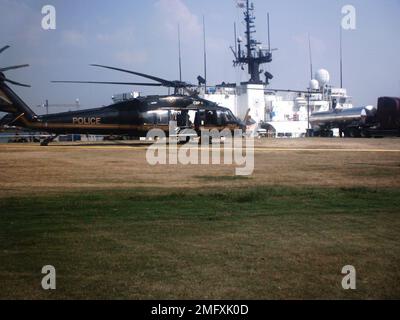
[95,27,135,45]
[95,33,112,43]
[95,26,143,66]
[293,33,326,56]
[154,0,202,40]
[114,51,148,65]
[0,0,42,46]
[62,30,86,47]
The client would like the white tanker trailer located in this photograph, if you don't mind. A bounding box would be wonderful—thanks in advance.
[310,97,400,138]
[310,106,376,137]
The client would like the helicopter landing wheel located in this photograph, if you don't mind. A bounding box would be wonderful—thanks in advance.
[40,135,58,146]
[177,136,191,144]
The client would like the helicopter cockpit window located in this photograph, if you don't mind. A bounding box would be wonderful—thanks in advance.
[225,110,236,122]
[216,110,226,125]
[216,110,235,125]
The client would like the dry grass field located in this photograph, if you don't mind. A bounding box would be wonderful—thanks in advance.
[0,138,399,299]
[1,138,400,197]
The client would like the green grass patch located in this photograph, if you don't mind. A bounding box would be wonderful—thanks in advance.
[0,186,399,299]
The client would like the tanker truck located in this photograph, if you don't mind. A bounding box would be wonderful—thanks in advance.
[310,97,400,138]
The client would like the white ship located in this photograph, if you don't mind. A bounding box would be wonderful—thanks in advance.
[199,0,353,138]
[201,69,353,138]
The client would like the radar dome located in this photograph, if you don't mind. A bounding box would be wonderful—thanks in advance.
[315,69,330,86]
[309,79,319,90]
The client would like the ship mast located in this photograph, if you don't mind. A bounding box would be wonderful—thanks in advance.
[233,0,273,84]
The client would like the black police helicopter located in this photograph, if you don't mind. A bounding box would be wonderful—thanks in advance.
[0,46,246,145]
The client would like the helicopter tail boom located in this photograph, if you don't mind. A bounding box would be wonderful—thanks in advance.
[0,82,38,127]
[0,45,38,128]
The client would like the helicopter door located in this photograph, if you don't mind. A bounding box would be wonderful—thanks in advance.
[204,110,218,127]
[169,111,178,131]
[170,110,190,132]
[194,110,206,130]
[177,110,190,128]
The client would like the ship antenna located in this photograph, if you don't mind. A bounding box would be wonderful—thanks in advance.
[340,27,343,88]
[178,24,182,82]
[232,0,273,83]
[203,15,207,92]
[267,13,271,52]
[245,0,251,66]
[308,33,313,80]
[234,22,238,57]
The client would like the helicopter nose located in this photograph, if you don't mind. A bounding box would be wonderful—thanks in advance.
[239,121,247,132]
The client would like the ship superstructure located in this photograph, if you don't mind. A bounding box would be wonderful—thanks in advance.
[200,1,354,137]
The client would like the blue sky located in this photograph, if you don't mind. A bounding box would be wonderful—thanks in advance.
[0,0,399,113]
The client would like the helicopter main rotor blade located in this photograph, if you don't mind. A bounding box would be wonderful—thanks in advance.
[0,64,30,72]
[5,78,31,87]
[90,64,174,87]
[0,45,10,55]
[51,80,163,86]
